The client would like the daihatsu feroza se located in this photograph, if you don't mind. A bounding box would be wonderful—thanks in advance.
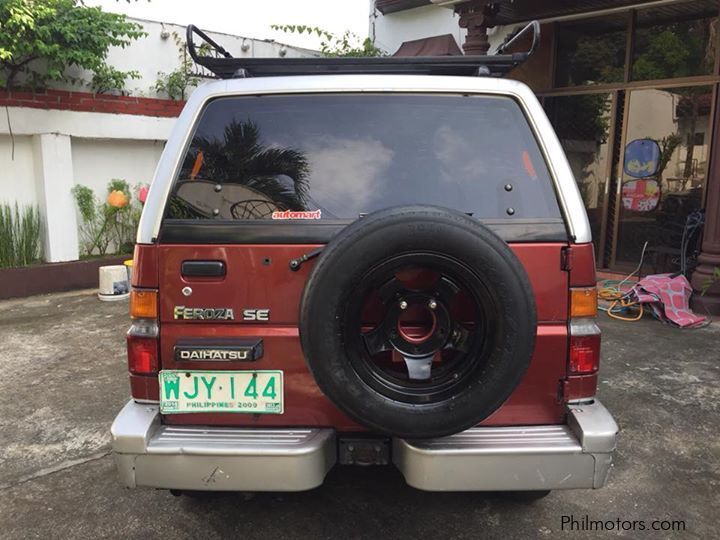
[111,24,617,497]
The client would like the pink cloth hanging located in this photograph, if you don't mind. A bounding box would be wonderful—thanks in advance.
[632,274,707,328]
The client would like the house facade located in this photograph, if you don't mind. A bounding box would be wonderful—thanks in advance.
[0,18,316,264]
[372,0,720,314]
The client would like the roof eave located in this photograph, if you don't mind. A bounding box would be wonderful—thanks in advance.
[375,0,432,15]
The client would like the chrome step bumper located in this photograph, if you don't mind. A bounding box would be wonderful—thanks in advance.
[111,399,617,492]
[394,400,618,491]
[111,401,336,491]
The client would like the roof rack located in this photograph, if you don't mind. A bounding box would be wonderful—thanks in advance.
[186,21,540,79]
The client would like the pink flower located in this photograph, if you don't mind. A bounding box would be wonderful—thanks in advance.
[138,185,149,204]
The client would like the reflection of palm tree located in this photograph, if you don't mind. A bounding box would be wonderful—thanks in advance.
[188,120,310,210]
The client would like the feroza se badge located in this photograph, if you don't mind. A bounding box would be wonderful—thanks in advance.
[173,306,270,321]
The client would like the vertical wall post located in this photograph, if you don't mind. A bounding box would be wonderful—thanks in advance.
[691,24,720,316]
[691,86,720,315]
[32,133,80,262]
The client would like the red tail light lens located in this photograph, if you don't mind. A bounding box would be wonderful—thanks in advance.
[569,333,601,374]
[127,332,159,375]
[566,316,601,401]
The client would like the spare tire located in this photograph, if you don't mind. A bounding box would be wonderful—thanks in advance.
[299,205,536,438]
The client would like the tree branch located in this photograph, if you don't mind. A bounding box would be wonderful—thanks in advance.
[1,56,39,90]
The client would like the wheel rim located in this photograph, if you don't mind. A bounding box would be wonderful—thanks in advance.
[341,252,501,404]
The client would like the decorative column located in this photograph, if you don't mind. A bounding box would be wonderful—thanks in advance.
[691,86,720,316]
[455,1,497,56]
[32,133,80,262]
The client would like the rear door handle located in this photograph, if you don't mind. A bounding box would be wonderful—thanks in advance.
[181,260,226,278]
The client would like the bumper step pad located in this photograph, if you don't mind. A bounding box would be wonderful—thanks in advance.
[394,401,617,491]
[112,402,336,491]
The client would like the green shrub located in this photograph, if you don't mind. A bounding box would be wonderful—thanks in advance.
[0,203,43,268]
[0,0,146,91]
[72,180,143,257]
[107,179,141,254]
[72,185,109,256]
[152,31,211,100]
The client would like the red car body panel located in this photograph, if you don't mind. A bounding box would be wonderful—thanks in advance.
[156,243,568,324]
[130,242,575,428]
[568,243,597,287]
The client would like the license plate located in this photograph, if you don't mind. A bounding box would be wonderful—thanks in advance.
[159,370,283,414]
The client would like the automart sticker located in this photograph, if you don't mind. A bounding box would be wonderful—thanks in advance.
[271,209,322,220]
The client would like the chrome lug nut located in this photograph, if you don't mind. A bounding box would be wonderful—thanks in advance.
[428,299,437,310]
[399,300,408,310]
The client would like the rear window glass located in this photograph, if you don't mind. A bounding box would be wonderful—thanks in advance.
[165,94,561,221]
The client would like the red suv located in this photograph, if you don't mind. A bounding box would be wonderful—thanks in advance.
[111,24,617,497]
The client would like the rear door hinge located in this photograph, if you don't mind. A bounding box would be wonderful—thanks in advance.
[560,246,573,272]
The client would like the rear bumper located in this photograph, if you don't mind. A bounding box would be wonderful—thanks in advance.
[394,400,617,491]
[110,401,336,491]
[111,399,617,492]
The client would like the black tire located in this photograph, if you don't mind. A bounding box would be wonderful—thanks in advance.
[299,205,536,438]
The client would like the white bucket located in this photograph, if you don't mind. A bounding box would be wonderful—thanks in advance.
[98,265,130,301]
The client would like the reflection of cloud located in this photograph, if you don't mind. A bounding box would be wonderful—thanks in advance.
[433,125,492,183]
[305,137,394,209]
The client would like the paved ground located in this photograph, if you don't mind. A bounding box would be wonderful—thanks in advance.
[0,291,718,539]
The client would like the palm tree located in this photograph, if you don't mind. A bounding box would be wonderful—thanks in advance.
[189,120,310,209]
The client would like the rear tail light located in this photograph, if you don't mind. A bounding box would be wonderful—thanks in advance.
[127,287,159,378]
[565,287,600,401]
[127,331,159,375]
[569,321,601,374]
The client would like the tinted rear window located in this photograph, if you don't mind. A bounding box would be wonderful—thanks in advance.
[165,94,561,221]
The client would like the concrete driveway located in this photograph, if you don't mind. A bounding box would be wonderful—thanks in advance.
[0,291,718,539]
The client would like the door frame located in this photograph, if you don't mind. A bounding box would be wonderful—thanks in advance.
[540,81,718,271]
[535,3,720,271]
[609,81,718,269]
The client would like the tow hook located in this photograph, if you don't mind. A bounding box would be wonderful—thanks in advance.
[339,438,390,465]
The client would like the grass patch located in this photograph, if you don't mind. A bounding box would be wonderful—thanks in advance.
[0,203,43,268]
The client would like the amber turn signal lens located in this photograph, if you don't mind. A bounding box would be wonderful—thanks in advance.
[570,287,598,318]
[130,289,158,319]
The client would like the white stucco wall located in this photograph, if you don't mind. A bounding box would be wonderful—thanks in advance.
[370,4,465,54]
[0,107,177,262]
[2,107,176,140]
[71,139,166,196]
[0,135,37,206]
[41,18,318,97]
